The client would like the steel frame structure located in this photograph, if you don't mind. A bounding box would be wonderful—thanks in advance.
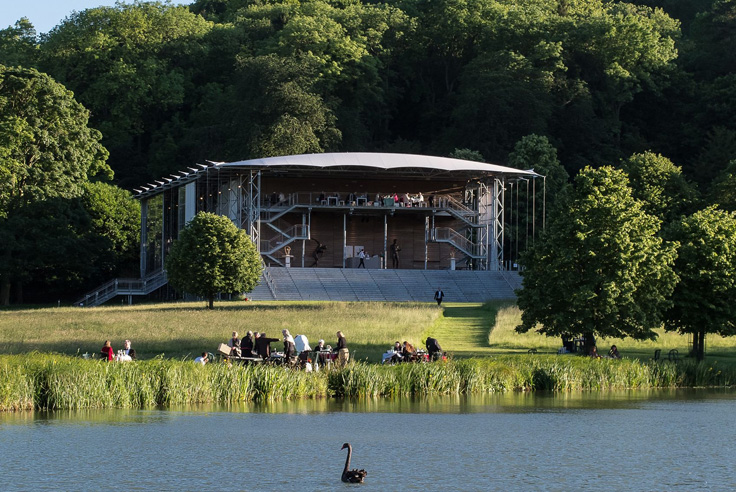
[136,153,538,275]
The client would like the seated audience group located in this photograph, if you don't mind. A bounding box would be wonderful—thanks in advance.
[387,337,444,364]
[100,339,137,361]
[214,330,352,370]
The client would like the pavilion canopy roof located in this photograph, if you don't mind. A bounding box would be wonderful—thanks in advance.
[134,152,540,198]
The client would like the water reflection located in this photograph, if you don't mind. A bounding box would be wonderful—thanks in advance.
[2,388,735,424]
[164,387,736,414]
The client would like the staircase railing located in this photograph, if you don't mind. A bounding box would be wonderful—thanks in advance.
[261,224,310,255]
[75,269,168,307]
[432,227,484,258]
[261,261,276,298]
[441,196,478,226]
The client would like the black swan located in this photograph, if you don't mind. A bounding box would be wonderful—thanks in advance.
[341,443,367,483]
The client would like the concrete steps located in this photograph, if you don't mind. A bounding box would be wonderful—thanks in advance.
[250,267,519,302]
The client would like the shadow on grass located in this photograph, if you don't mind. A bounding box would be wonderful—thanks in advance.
[0,339,393,363]
[80,300,435,314]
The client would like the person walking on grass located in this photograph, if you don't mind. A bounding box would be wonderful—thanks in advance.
[336,331,349,367]
[434,287,444,306]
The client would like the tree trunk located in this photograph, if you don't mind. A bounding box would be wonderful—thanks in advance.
[697,329,706,361]
[0,278,9,306]
[208,295,214,310]
[583,330,596,354]
[14,281,23,304]
[691,331,699,358]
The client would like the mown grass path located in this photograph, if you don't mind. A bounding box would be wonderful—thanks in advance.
[424,302,498,357]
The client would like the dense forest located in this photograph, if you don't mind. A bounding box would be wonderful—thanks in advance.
[1,0,735,304]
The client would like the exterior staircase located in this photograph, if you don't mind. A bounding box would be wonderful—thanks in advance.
[250,267,520,302]
[76,266,520,306]
[75,270,168,307]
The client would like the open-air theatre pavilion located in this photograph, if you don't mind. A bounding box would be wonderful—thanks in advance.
[134,152,540,275]
[77,152,541,306]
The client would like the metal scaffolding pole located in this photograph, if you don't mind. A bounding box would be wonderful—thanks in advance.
[383,215,388,269]
[301,213,307,268]
[490,177,505,271]
[424,216,429,270]
[244,170,261,252]
[139,198,148,278]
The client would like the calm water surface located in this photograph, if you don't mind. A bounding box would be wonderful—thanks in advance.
[1,389,735,491]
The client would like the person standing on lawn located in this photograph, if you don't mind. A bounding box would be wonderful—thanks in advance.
[336,331,349,367]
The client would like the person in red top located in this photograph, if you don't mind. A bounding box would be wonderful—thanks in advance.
[101,340,114,361]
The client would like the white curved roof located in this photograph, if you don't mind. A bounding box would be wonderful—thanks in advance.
[135,152,538,197]
[215,152,538,175]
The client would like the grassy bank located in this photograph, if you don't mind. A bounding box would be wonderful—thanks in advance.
[3,300,736,364]
[0,301,439,362]
[2,354,734,411]
[486,304,736,363]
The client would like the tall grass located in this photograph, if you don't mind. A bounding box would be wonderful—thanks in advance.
[1,354,734,411]
[327,356,735,398]
[0,355,35,411]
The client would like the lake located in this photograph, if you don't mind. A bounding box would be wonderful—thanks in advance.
[1,389,734,491]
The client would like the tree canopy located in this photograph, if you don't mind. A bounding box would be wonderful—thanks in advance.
[619,151,699,224]
[516,166,678,341]
[2,0,736,315]
[165,212,262,309]
[0,65,115,304]
[0,66,110,212]
[0,0,705,185]
[709,160,736,212]
[664,206,736,360]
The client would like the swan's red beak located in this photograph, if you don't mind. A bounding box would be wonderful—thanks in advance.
[341,444,348,449]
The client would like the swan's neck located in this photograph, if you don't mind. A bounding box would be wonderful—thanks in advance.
[343,445,352,474]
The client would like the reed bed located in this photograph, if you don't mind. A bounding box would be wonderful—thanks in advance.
[329,355,734,397]
[1,354,734,411]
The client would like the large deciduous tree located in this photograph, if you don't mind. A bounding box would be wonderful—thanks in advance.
[80,181,141,278]
[664,206,736,360]
[0,65,111,304]
[508,134,569,238]
[39,2,212,186]
[619,151,700,224]
[165,212,262,309]
[0,18,38,68]
[709,160,736,212]
[516,166,678,342]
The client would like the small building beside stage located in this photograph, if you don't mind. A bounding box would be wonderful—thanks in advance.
[134,152,539,277]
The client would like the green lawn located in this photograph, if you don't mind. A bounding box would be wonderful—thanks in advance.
[0,301,439,361]
[480,302,736,364]
[2,300,735,364]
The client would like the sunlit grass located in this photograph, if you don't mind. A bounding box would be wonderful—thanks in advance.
[486,303,736,363]
[3,300,736,364]
[0,301,439,362]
